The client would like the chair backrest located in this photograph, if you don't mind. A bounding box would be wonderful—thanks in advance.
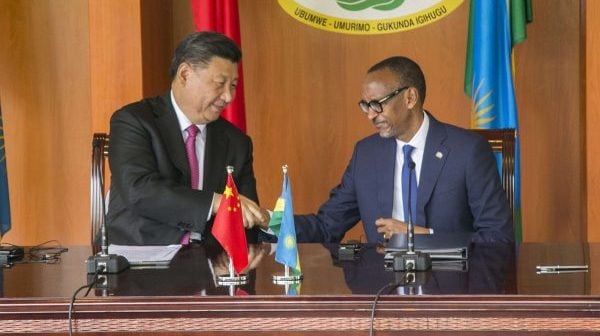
[471,128,516,221]
[91,133,109,254]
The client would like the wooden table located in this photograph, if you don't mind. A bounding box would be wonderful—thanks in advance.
[0,242,598,335]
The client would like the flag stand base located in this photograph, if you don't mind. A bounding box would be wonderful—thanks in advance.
[217,273,248,285]
[272,274,303,284]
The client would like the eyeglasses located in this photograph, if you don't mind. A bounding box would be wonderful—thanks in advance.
[358,86,409,113]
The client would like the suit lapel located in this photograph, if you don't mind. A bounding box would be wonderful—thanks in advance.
[417,114,449,225]
[156,94,190,182]
[377,137,396,218]
[203,119,229,193]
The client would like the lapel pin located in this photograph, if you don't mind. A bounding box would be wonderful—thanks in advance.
[435,151,443,159]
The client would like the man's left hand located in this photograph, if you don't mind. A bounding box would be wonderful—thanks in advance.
[375,217,431,240]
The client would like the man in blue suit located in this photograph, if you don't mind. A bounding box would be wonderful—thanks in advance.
[294,56,513,243]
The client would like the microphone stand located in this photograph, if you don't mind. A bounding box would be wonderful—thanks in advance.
[86,220,130,274]
[392,160,431,272]
[394,271,430,295]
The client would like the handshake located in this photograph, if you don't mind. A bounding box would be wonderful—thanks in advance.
[212,193,271,230]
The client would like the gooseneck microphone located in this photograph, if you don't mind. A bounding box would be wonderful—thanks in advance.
[392,158,431,271]
[86,199,129,274]
[406,161,416,253]
[86,214,129,275]
[86,135,129,274]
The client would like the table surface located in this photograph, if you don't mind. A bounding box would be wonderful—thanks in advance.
[1,242,599,335]
[1,241,598,298]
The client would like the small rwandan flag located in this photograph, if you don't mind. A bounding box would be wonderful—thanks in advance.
[464,0,532,241]
[285,281,301,296]
[268,167,301,275]
[0,99,10,237]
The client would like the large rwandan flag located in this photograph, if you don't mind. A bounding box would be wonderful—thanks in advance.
[268,169,301,276]
[0,99,10,237]
[464,0,532,241]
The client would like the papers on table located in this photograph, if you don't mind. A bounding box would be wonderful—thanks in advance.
[108,244,182,266]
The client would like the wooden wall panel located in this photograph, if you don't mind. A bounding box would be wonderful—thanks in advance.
[140,0,173,97]
[516,0,583,241]
[0,0,91,245]
[88,1,145,234]
[89,0,144,134]
[0,0,146,245]
[172,0,195,52]
[586,0,600,242]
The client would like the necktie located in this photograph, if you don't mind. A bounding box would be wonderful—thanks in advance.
[185,125,200,189]
[402,145,417,224]
[181,125,200,245]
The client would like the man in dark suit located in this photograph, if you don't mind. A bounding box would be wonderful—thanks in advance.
[106,32,267,245]
[293,56,513,243]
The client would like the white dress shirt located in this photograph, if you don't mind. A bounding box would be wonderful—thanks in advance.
[392,111,430,225]
[171,91,211,240]
[171,90,207,190]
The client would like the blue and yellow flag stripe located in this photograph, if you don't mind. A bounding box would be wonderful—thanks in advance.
[0,99,11,237]
[464,0,531,241]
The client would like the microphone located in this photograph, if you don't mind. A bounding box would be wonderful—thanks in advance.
[406,161,416,253]
[392,158,431,271]
[86,203,129,274]
[86,218,129,274]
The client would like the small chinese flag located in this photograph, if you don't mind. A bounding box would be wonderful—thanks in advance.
[211,172,248,274]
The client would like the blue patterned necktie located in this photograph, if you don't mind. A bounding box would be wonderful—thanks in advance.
[402,145,417,224]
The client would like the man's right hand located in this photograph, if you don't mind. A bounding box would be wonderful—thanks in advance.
[212,193,270,229]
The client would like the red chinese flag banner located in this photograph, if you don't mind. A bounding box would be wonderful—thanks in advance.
[211,173,248,274]
[190,0,246,133]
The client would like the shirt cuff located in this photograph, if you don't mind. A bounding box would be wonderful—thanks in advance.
[207,193,216,221]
